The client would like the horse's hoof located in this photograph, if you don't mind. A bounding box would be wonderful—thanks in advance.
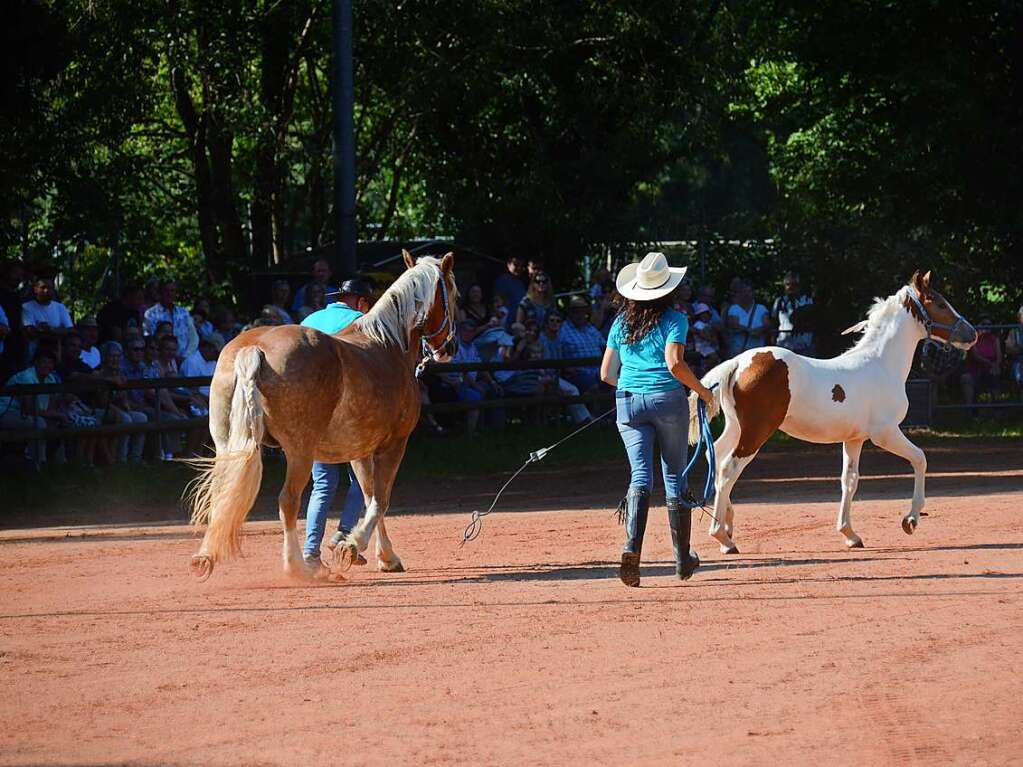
[332,542,357,572]
[902,516,917,535]
[379,559,405,573]
[723,544,740,555]
[847,538,865,549]
[190,555,214,582]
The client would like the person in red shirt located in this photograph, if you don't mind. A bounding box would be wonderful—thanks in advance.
[960,316,1002,414]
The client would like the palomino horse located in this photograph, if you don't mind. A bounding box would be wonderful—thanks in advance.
[690,271,977,553]
[188,252,457,580]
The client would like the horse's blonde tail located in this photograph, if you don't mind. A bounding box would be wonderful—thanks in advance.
[188,347,266,578]
[688,358,739,445]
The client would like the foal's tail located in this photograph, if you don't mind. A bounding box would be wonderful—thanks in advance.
[187,346,266,579]
[688,357,739,445]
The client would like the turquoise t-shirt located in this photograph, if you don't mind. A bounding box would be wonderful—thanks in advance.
[300,303,363,334]
[608,309,689,393]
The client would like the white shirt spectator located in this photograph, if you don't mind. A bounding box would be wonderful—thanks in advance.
[727,303,770,357]
[181,349,216,396]
[80,345,101,369]
[693,320,718,357]
[144,303,199,357]
[22,299,73,331]
[773,294,814,353]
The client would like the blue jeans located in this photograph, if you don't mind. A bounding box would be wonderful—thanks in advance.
[615,388,693,505]
[303,462,366,558]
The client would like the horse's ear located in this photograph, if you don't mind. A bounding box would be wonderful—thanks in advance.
[440,252,455,273]
[402,249,415,270]
[911,270,929,296]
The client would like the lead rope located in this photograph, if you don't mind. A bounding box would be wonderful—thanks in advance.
[460,405,617,545]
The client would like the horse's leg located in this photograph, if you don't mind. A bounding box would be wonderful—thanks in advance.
[279,453,321,578]
[708,419,741,551]
[344,457,376,554]
[871,427,927,534]
[370,439,410,572]
[838,439,865,548]
[709,449,755,554]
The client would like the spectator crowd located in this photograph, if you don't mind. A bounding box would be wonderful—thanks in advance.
[2,254,1022,468]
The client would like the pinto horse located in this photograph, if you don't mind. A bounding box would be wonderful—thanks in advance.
[188,252,457,580]
[690,271,977,554]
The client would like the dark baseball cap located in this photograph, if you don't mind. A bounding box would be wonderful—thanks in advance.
[334,278,373,297]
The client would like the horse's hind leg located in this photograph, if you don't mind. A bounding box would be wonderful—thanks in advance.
[708,419,742,552]
[344,439,408,572]
[838,439,865,548]
[870,426,927,534]
[279,454,321,579]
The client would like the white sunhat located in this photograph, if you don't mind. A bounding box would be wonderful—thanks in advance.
[615,252,688,301]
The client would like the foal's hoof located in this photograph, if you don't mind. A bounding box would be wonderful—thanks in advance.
[902,516,918,535]
[847,538,865,549]
[722,544,740,555]
[190,555,214,582]
[378,559,405,573]
[332,542,358,572]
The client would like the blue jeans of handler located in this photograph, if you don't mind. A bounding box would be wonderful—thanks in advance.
[615,388,693,504]
[303,462,365,559]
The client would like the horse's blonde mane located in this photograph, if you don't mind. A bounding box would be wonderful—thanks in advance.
[355,256,446,351]
[847,285,915,351]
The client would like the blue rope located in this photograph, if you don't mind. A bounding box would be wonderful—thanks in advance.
[679,385,717,510]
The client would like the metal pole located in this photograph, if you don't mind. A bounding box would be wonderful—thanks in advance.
[333,0,357,278]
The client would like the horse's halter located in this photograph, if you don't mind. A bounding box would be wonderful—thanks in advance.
[906,288,968,377]
[415,270,456,377]
[905,288,970,346]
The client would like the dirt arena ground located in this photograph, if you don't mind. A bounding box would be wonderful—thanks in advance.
[2,437,1022,766]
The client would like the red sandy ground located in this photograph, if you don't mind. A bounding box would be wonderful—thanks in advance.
[1,438,1022,766]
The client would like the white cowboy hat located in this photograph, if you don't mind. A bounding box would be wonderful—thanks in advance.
[615,252,688,301]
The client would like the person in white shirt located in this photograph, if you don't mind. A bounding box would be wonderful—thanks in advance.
[180,333,224,400]
[143,279,198,359]
[76,316,102,369]
[772,271,815,354]
[726,281,772,357]
[22,278,73,345]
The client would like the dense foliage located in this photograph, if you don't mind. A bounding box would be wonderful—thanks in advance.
[3,0,1019,323]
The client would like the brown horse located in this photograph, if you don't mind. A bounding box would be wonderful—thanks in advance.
[188,252,458,580]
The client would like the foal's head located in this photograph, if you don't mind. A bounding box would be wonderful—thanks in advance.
[403,249,459,361]
[905,270,977,350]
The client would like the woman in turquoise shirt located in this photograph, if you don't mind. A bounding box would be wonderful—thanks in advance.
[601,253,714,587]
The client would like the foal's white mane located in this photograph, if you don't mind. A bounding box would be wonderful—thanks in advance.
[355,256,446,351]
[847,285,917,353]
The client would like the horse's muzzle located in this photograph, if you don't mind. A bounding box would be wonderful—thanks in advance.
[950,320,978,350]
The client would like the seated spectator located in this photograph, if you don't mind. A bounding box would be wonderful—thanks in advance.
[291,259,338,314]
[517,271,556,328]
[1005,305,1023,398]
[77,316,102,369]
[720,276,744,355]
[772,271,815,354]
[588,268,613,301]
[22,278,73,352]
[961,317,1002,414]
[143,335,159,367]
[557,295,606,393]
[493,256,528,326]
[0,349,64,465]
[490,293,510,329]
[95,341,147,464]
[211,306,241,343]
[181,332,224,402]
[691,302,721,376]
[144,279,199,359]
[191,306,213,339]
[527,256,545,282]
[154,320,174,342]
[296,283,327,322]
[429,320,500,435]
[0,304,9,366]
[540,312,592,425]
[148,335,201,459]
[457,284,501,343]
[726,280,772,357]
[98,282,145,343]
[674,279,695,318]
[265,280,294,324]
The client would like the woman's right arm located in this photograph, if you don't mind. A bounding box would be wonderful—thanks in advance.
[666,343,714,405]
[600,347,620,387]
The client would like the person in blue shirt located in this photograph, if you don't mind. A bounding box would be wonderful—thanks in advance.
[600,253,715,588]
[300,278,374,567]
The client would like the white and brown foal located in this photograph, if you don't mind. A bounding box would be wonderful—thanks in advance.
[691,271,977,553]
